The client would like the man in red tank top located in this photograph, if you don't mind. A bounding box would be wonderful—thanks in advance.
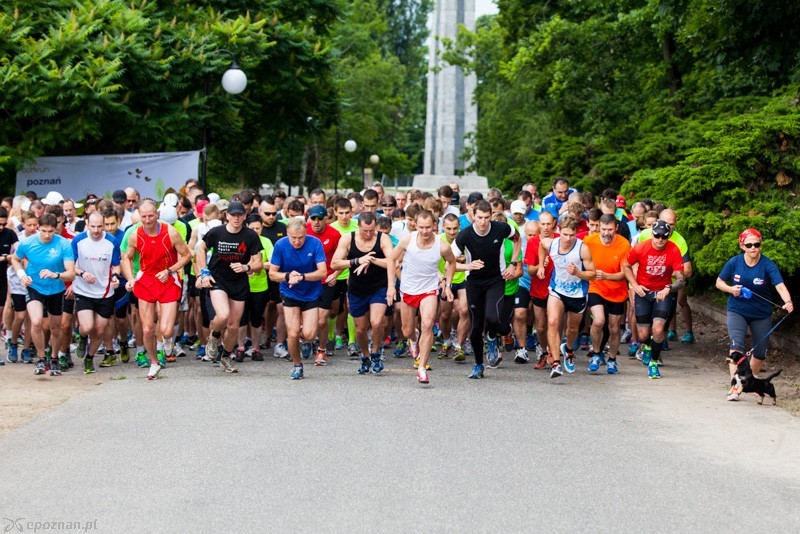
[121,200,191,380]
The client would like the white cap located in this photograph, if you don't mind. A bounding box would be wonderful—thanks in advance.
[207,193,221,204]
[162,193,179,207]
[158,205,178,224]
[510,200,527,215]
[42,191,64,205]
[21,199,31,211]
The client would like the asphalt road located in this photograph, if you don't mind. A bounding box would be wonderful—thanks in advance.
[3,345,799,532]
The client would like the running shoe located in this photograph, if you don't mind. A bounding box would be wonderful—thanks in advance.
[409,340,419,360]
[666,330,677,342]
[157,350,167,368]
[335,336,345,351]
[191,338,202,351]
[648,360,661,379]
[34,358,47,375]
[579,333,590,350]
[371,353,384,374]
[147,363,161,380]
[726,391,739,401]
[681,332,695,344]
[550,363,563,379]
[627,341,640,358]
[534,353,549,370]
[620,328,632,344]
[453,346,466,362]
[358,356,371,375]
[206,334,221,359]
[21,348,32,364]
[50,359,61,376]
[564,354,575,373]
[270,328,277,342]
[175,344,187,358]
[437,342,452,360]
[179,334,190,346]
[84,355,96,374]
[127,336,137,349]
[259,332,269,350]
[58,353,69,371]
[606,360,618,374]
[393,339,408,357]
[244,337,252,350]
[120,344,130,363]
[383,336,392,349]
[641,344,652,366]
[347,343,360,360]
[468,364,484,379]
[220,354,238,373]
[417,369,429,384]
[526,333,537,351]
[136,351,148,367]
[291,365,304,380]
[326,340,335,357]
[463,339,474,355]
[274,342,289,360]
[251,349,264,362]
[314,349,328,366]
[234,348,245,363]
[502,335,514,352]
[300,341,312,360]
[7,343,18,363]
[76,336,88,359]
[413,357,432,371]
[514,348,529,364]
[588,354,601,372]
[98,353,115,367]
[661,341,670,351]
[165,350,177,363]
[486,338,500,368]
[196,346,206,360]
[0,359,4,366]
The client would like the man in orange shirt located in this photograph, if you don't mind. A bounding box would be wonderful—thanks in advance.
[582,214,631,374]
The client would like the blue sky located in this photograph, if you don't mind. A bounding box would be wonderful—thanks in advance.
[476,0,498,17]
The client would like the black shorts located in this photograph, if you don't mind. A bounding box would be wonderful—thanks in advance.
[187,274,199,298]
[113,285,129,319]
[210,277,249,302]
[282,296,320,312]
[439,280,466,301]
[634,292,676,325]
[75,294,115,319]
[26,287,65,316]
[531,294,548,309]
[240,290,269,328]
[10,293,26,312]
[200,289,213,328]
[320,279,347,310]
[0,277,7,307]
[549,290,587,314]
[63,295,75,315]
[514,286,532,309]
[587,293,626,316]
[266,281,282,303]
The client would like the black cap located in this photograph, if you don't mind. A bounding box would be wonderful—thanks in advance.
[466,192,483,204]
[652,220,671,235]
[227,201,246,215]
[112,189,126,203]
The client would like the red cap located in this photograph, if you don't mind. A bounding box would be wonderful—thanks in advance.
[739,228,762,245]
[195,199,210,220]
[616,195,626,208]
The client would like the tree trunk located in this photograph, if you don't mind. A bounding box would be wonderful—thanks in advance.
[662,33,683,118]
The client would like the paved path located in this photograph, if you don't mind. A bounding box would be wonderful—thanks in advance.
[2,345,799,532]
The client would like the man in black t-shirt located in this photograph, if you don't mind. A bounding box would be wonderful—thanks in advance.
[259,197,288,353]
[196,201,263,374]
[451,200,519,379]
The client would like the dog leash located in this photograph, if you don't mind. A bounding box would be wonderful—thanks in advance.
[746,313,791,357]
[738,287,793,309]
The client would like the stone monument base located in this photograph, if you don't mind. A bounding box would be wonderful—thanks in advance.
[412,174,489,193]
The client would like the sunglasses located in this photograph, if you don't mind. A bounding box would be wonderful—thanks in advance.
[382,203,396,208]
[743,242,762,249]
[309,216,324,221]
[262,211,277,216]
[0,222,6,227]
[652,233,669,239]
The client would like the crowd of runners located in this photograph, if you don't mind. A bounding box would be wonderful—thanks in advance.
[0,179,792,395]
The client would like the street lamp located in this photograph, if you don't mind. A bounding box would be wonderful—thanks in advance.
[335,135,357,194]
[201,49,247,191]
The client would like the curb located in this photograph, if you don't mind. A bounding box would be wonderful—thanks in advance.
[688,296,797,358]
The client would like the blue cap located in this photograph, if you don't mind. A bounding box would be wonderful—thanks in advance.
[308,205,327,219]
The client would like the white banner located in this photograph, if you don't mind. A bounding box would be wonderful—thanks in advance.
[16,151,201,202]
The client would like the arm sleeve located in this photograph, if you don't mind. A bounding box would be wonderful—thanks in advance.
[718,257,734,282]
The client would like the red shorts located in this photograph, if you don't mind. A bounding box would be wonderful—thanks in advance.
[402,289,437,308]
[133,272,182,304]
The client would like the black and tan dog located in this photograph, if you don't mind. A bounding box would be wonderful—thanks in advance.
[726,351,782,405]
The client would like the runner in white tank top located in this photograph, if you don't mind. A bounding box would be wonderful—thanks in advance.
[387,210,458,384]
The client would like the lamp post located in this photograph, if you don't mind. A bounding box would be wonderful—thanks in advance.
[201,49,247,191]
[337,137,357,194]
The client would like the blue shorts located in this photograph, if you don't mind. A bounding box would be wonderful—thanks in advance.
[348,287,388,318]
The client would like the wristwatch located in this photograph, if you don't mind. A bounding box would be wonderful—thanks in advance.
[510,261,519,267]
